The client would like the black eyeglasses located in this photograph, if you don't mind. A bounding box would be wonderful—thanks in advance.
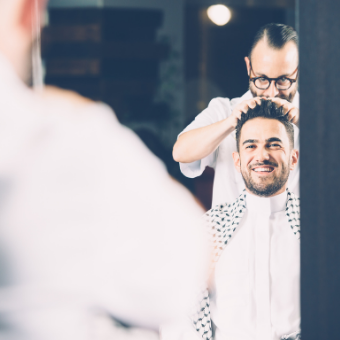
[249,61,299,90]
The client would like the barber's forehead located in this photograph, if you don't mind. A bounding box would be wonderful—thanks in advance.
[251,40,298,76]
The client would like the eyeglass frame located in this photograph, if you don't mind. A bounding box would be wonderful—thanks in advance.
[248,60,299,90]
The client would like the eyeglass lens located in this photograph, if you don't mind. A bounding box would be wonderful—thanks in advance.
[254,77,292,90]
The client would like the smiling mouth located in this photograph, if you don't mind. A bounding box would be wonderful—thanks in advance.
[252,166,275,174]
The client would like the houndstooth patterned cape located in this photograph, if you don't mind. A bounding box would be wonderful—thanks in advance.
[192,189,300,340]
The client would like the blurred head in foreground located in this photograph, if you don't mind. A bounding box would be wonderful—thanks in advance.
[233,99,299,197]
[0,0,46,81]
[0,1,207,339]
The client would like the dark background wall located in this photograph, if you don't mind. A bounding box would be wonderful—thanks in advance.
[299,0,340,338]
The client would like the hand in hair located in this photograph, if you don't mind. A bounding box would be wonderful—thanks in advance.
[230,97,263,128]
[270,97,299,127]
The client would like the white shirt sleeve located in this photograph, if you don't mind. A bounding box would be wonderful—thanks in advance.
[179,97,233,178]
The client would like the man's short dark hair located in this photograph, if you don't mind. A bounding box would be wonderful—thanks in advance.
[249,23,298,58]
[235,99,294,152]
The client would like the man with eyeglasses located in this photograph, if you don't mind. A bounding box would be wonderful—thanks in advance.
[173,23,299,206]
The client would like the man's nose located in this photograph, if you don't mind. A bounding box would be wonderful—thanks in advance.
[256,146,270,161]
[263,81,279,97]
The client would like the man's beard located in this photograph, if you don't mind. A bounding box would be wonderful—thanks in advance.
[240,160,290,197]
[249,83,297,103]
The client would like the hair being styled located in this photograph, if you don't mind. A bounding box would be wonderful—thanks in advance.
[235,99,294,152]
[249,23,298,58]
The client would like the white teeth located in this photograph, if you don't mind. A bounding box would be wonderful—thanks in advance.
[253,167,272,172]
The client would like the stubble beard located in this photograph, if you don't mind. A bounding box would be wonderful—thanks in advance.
[240,160,290,197]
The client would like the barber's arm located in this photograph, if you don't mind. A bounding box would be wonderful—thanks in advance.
[173,97,262,164]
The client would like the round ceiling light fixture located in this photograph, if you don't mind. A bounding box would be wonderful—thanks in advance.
[207,4,231,26]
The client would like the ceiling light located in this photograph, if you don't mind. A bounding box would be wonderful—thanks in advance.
[207,5,231,26]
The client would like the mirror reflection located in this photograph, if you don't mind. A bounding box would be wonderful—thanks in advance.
[0,0,300,339]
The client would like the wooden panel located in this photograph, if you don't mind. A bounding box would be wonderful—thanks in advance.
[47,8,163,43]
[43,8,166,125]
[45,59,159,79]
[42,42,169,60]
[49,8,163,27]
[48,8,102,25]
[44,78,158,96]
[43,25,101,43]
[46,59,100,76]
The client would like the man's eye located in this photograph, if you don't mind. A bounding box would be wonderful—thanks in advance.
[246,145,256,149]
[258,77,268,83]
[277,77,290,85]
[269,143,281,148]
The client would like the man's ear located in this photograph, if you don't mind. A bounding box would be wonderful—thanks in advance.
[232,151,241,173]
[20,0,47,33]
[244,56,251,76]
[289,149,299,170]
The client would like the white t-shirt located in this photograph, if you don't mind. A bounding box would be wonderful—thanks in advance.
[0,53,207,340]
[211,191,300,340]
[179,91,300,207]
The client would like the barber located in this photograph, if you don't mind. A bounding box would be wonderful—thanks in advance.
[173,23,299,206]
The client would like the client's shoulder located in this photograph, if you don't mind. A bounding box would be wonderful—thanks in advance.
[204,191,247,226]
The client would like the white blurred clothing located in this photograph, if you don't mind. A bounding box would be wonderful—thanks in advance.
[0,53,207,340]
[179,91,300,207]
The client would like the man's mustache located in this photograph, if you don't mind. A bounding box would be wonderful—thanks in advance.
[249,160,278,170]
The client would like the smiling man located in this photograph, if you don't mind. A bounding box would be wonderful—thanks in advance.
[173,23,299,207]
[233,100,297,198]
[193,99,301,340]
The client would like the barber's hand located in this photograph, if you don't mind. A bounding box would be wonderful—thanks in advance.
[229,97,263,128]
[270,97,299,127]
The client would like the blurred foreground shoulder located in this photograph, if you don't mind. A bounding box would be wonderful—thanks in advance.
[40,86,94,107]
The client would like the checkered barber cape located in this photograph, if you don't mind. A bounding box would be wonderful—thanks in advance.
[191,189,301,340]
